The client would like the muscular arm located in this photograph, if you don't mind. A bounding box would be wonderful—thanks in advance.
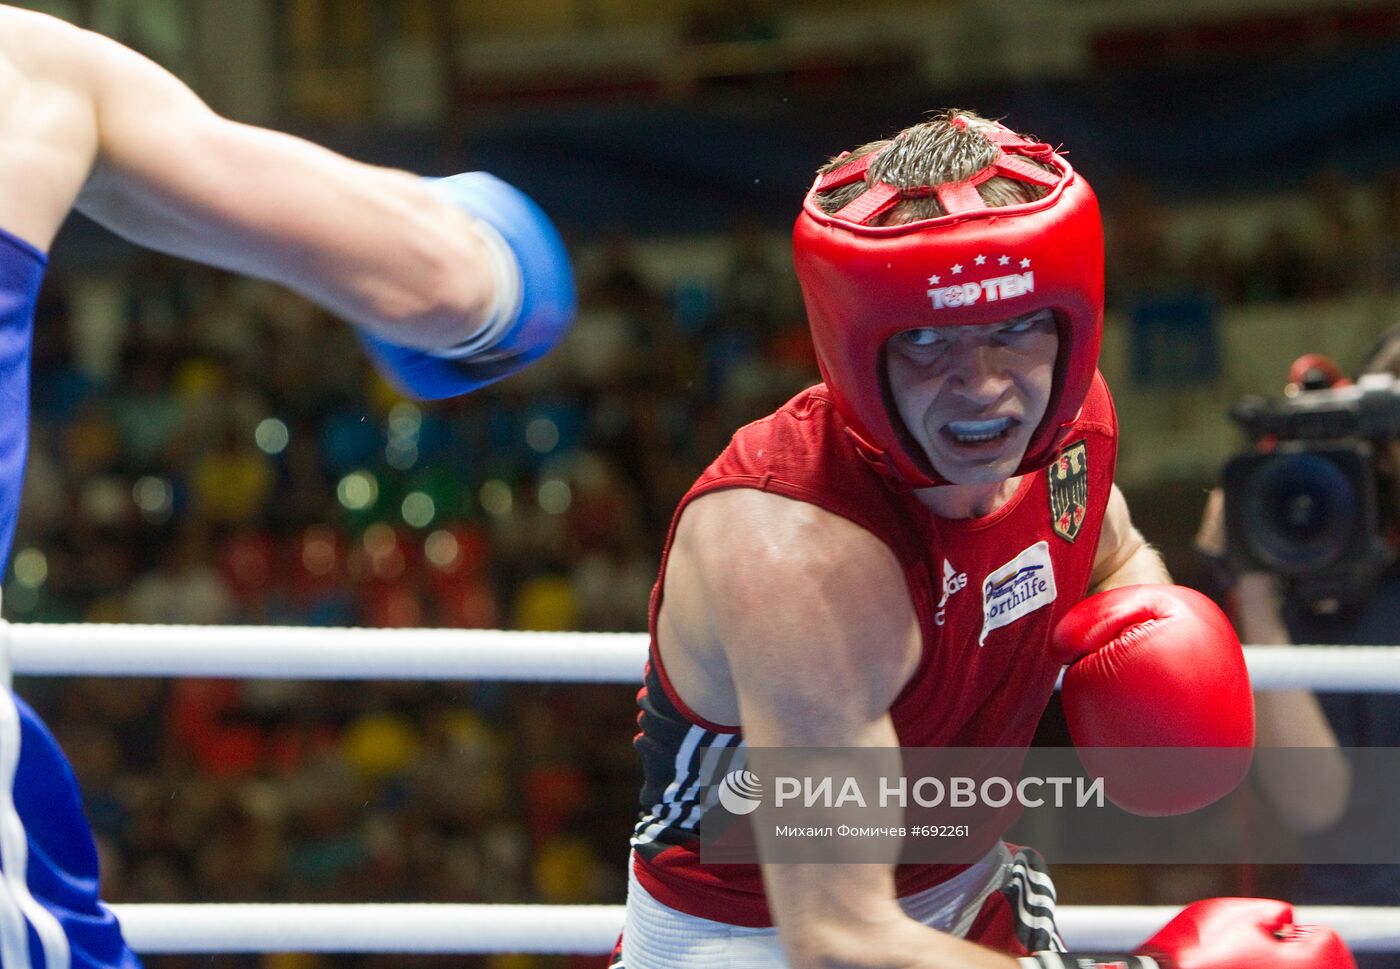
[668,490,1018,969]
[2,8,492,349]
[1087,484,1170,592]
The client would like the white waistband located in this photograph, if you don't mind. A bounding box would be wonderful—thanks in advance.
[621,843,1012,969]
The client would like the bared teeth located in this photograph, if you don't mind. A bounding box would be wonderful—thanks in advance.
[947,417,1013,444]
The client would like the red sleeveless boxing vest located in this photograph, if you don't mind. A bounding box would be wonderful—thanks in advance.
[630,374,1118,926]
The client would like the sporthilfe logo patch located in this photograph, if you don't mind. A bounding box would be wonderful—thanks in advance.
[980,541,1057,646]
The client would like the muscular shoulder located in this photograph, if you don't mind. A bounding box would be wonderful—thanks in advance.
[0,7,100,82]
[679,487,898,588]
[670,489,920,738]
[0,7,108,248]
[0,9,167,120]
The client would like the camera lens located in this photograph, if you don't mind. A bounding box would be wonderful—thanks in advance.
[1239,452,1359,574]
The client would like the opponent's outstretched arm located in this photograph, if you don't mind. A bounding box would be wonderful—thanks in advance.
[67,22,489,350]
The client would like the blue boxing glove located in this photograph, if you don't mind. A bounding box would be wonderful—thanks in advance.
[358,173,576,399]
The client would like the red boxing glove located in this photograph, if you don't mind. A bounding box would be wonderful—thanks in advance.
[1051,584,1255,815]
[1137,898,1356,969]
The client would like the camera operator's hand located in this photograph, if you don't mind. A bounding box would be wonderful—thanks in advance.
[1194,488,1289,635]
[1193,487,1230,561]
[1195,487,1351,834]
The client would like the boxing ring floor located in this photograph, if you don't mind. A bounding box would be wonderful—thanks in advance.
[4,623,1399,956]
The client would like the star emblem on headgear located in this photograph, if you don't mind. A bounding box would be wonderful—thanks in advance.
[1020,258,1032,268]
[951,263,963,274]
[927,274,941,285]
[998,255,1010,266]
[974,254,986,265]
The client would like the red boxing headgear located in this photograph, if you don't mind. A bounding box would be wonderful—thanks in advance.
[793,116,1104,488]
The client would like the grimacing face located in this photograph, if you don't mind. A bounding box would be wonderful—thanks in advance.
[884,308,1059,487]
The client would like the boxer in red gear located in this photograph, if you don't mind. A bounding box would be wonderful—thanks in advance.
[614,110,1344,969]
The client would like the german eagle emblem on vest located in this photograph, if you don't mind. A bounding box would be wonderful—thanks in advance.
[1048,440,1088,543]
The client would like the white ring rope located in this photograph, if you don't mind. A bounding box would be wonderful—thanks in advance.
[8,624,1400,956]
[2,624,1399,691]
[2,624,646,682]
[107,903,1400,954]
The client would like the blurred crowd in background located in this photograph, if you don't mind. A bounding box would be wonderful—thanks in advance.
[11,0,1400,966]
[14,215,815,969]
[1108,169,1400,308]
[11,164,1400,967]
